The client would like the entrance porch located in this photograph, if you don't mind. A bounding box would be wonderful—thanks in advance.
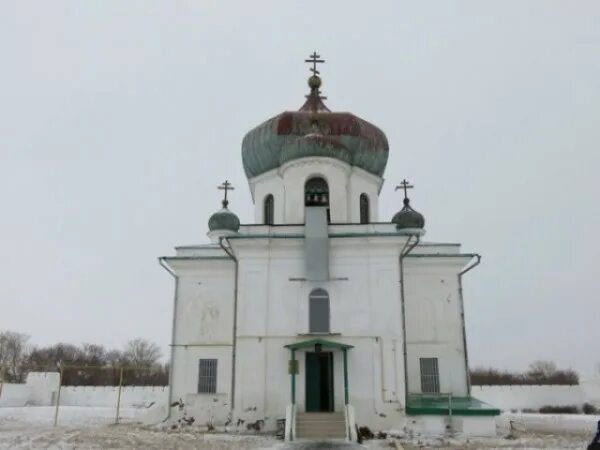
[284,338,355,441]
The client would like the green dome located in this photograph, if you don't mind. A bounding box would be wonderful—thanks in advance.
[241,78,389,179]
[392,199,425,230]
[208,207,240,232]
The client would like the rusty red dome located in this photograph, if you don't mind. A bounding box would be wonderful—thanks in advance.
[242,76,389,179]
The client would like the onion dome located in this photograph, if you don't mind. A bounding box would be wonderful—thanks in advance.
[392,197,425,230]
[392,179,425,233]
[208,205,240,232]
[242,54,389,179]
[208,181,240,232]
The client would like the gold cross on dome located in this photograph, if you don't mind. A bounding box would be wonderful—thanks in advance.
[305,51,325,76]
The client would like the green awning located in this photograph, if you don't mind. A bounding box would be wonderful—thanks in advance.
[284,338,354,351]
[406,394,500,416]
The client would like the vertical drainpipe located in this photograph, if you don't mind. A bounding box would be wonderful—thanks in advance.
[458,254,481,396]
[399,235,420,406]
[343,348,349,405]
[291,349,296,405]
[219,236,239,413]
[158,257,178,420]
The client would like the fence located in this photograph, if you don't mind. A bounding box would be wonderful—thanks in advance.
[0,371,59,406]
[59,385,167,407]
[472,385,585,411]
[0,366,167,426]
[53,365,167,426]
[5,370,600,426]
[472,378,600,412]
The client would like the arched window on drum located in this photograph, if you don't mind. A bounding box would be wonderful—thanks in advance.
[264,194,274,225]
[359,193,370,224]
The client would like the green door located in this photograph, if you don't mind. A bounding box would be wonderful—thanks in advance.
[306,352,320,412]
[305,352,334,412]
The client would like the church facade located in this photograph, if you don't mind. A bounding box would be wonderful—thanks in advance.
[160,54,499,440]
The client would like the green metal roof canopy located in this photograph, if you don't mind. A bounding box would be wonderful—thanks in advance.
[284,338,354,351]
[406,394,500,416]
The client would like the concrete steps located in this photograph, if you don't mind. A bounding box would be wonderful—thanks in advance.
[296,411,346,440]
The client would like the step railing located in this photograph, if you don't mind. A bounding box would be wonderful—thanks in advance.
[284,403,296,441]
[344,404,357,441]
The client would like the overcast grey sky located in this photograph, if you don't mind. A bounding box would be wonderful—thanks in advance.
[1,1,599,374]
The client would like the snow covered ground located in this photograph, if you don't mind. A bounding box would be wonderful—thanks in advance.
[0,407,596,449]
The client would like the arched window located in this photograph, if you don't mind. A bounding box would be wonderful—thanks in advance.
[264,194,274,225]
[305,177,329,207]
[360,193,370,224]
[309,288,330,333]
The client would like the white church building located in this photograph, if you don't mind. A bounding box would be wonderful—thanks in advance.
[159,54,499,440]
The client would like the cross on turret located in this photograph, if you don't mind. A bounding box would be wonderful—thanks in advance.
[395,179,414,199]
[217,180,235,208]
[305,51,325,76]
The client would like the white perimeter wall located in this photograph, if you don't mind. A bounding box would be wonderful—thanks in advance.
[60,386,168,407]
[580,376,600,406]
[473,385,585,411]
[0,384,30,406]
[0,372,59,406]
[5,373,600,420]
[0,373,167,408]
[0,383,167,408]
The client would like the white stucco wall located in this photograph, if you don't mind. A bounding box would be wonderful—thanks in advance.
[249,170,285,224]
[281,158,349,223]
[164,140,479,433]
[346,167,382,222]
[224,237,467,429]
[167,235,428,429]
[406,415,496,437]
[164,234,478,431]
[404,256,472,397]
[166,258,235,422]
[248,157,383,225]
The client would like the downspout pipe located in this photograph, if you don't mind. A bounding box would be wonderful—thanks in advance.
[399,234,420,406]
[219,236,239,414]
[458,254,481,396]
[158,256,178,420]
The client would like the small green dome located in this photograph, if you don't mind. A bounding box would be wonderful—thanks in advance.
[392,199,425,230]
[208,206,240,232]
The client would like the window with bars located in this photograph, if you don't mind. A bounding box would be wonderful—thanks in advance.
[419,357,440,394]
[198,359,218,394]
